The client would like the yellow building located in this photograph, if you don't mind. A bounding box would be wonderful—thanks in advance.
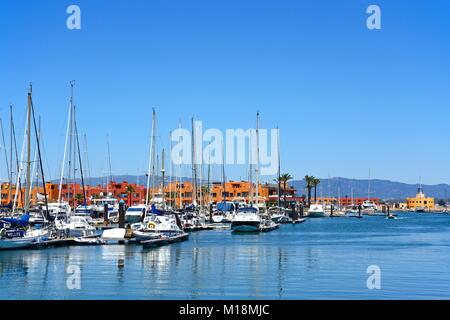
[406,186,434,209]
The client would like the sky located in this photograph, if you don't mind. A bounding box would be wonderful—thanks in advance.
[0,0,449,185]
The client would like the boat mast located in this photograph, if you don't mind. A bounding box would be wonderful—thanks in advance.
[351,177,354,206]
[29,85,50,220]
[221,140,226,205]
[207,145,211,207]
[277,126,281,208]
[248,131,253,205]
[0,116,10,205]
[24,84,32,212]
[161,148,165,205]
[105,134,113,196]
[145,108,156,208]
[12,106,23,212]
[169,131,173,208]
[83,133,91,187]
[367,168,371,202]
[191,116,197,206]
[9,105,13,205]
[255,111,260,210]
[58,82,73,205]
[74,110,87,209]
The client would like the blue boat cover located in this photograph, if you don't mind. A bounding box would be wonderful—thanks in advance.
[217,202,235,212]
[150,204,164,216]
[0,213,30,227]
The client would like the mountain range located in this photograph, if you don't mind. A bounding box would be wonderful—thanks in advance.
[289,177,448,201]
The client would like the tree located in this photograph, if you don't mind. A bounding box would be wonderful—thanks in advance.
[312,178,321,202]
[304,175,315,207]
[126,185,135,207]
[75,193,83,205]
[279,173,293,207]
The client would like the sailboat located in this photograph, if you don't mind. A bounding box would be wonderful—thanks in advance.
[52,82,97,238]
[361,170,379,215]
[133,109,188,242]
[0,85,50,249]
[231,112,278,232]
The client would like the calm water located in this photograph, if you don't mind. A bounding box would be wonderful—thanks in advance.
[1,213,450,300]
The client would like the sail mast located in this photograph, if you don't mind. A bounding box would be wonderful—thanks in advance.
[74,110,87,209]
[145,108,156,208]
[25,84,32,212]
[9,105,13,205]
[59,82,73,205]
[255,111,260,209]
[277,126,281,208]
[191,116,197,206]
[29,86,50,220]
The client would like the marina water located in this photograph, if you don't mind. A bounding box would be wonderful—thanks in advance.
[1,213,450,299]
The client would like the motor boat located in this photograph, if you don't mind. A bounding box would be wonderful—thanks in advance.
[231,206,261,232]
[308,204,326,218]
[361,200,378,215]
[213,202,237,223]
[125,204,146,223]
[74,205,95,217]
[92,197,119,221]
[47,202,70,218]
[55,216,97,238]
[131,213,183,240]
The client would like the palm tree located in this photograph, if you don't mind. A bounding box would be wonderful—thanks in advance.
[279,173,293,206]
[312,178,321,202]
[304,175,315,207]
[75,193,83,206]
[126,185,135,207]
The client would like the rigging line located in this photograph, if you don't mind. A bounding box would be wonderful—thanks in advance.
[74,111,87,208]
[30,91,50,221]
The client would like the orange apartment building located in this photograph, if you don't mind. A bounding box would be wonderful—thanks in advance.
[1,180,298,209]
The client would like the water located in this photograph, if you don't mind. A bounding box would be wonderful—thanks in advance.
[1,213,450,299]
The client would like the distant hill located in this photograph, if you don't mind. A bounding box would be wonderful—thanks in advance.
[290,177,449,201]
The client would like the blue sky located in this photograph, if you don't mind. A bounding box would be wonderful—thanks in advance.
[0,0,449,185]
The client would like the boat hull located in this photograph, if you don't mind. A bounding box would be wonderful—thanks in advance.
[231,221,260,232]
[308,212,326,218]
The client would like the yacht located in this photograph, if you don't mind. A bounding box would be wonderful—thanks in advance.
[269,206,293,223]
[213,202,237,223]
[131,213,183,240]
[231,206,261,232]
[47,201,70,218]
[55,216,97,238]
[0,213,49,250]
[92,197,119,221]
[74,204,95,216]
[125,204,146,223]
[361,200,378,215]
[308,204,326,218]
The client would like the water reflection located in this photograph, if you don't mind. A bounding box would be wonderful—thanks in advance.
[1,214,450,299]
